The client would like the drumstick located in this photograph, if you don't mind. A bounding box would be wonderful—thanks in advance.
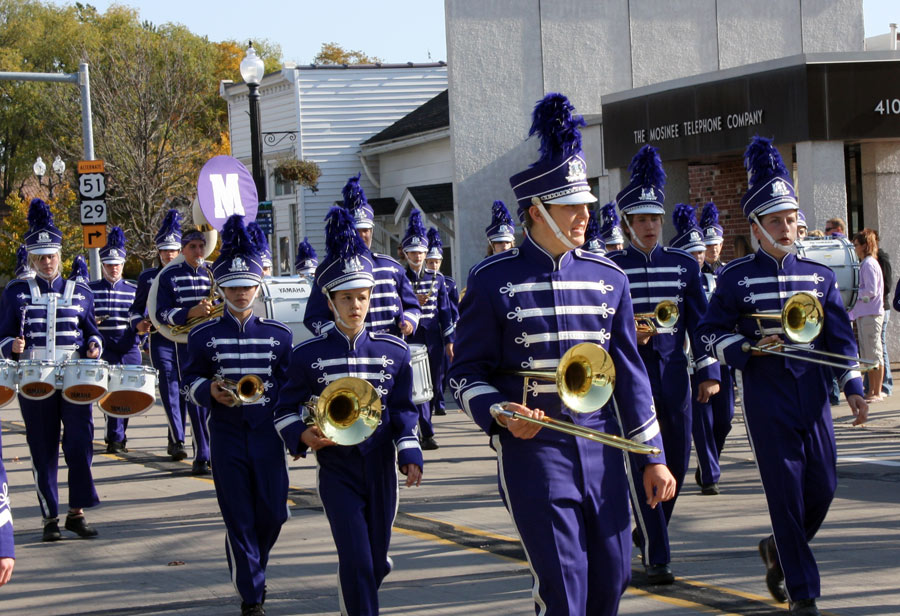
[19,305,26,339]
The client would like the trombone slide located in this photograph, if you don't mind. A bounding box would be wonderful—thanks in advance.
[489,403,661,456]
[741,341,877,372]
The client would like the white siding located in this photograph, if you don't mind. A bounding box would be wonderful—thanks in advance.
[378,137,452,201]
[223,65,447,273]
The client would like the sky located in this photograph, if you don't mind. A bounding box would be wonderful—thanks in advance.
[53,1,897,66]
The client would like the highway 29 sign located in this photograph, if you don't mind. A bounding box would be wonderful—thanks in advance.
[77,160,107,225]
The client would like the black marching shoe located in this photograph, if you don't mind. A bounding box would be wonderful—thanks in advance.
[171,441,188,461]
[700,482,720,495]
[191,459,212,476]
[433,407,447,416]
[789,598,821,615]
[758,535,787,603]
[240,602,265,616]
[421,436,440,451]
[106,440,127,454]
[42,518,61,542]
[65,513,98,538]
[644,563,675,585]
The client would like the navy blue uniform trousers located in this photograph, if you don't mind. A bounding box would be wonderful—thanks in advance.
[494,414,632,616]
[691,366,734,485]
[317,443,397,616]
[20,392,99,519]
[209,417,289,605]
[174,341,209,461]
[630,352,691,566]
[150,333,188,446]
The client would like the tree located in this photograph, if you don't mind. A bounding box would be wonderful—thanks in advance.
[1,188,82,279]
[314,42,382,65]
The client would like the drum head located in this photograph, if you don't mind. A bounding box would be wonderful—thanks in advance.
[63,384,107,405]
[98,391,155,417]
[0,387,16,407]
[21,382,55,400]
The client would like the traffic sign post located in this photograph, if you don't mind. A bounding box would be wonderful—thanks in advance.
[78,160,107,254]
[256,200,273,235]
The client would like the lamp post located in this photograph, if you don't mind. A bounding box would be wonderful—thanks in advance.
[240,42,267,203]
[33,155,67,199]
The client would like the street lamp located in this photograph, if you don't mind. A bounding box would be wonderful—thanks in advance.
[240,42,267,202]
[33,155,66,199]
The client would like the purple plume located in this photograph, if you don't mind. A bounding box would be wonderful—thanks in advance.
[27,198,53,230]
[700,201,719,228]
[744,136,788,189]
[528,93,586,164]
[672,203,698,235]
[325,206,367,261]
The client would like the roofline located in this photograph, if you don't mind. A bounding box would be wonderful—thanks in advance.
[360,127,450,155]
[602,51,900,105]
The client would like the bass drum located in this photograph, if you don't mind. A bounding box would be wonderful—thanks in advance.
[795,237,859,310]
[253,276,314,345]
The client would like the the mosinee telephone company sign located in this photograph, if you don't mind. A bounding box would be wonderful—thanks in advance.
[602,58,900,169]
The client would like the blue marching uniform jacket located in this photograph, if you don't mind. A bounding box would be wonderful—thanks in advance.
[697,248,863,602]
[90,277,140,443]
[0,275,103,520]
[0,433,13,559]
[182,310,293,605]
[606,243,719,566]
[448,235,665,616]
[273,327,423,616]
[154,260,214,461]
[303,252,421,337]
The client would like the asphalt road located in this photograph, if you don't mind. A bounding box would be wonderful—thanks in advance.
[1,389,899,615]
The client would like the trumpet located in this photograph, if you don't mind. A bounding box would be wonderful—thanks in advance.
[215,374,265,406]
[634,300,679,335]
[304,377,382,446]
[742,291,877,372]
[501,342,660,455]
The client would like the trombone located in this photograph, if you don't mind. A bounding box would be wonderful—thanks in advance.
[742,291,877,372]
[500,342,661,455]
[215,374,265,406]
[304,377,382,446]
[634,300,679,335]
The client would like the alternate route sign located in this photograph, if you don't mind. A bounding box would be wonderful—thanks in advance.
[83,224,107,249]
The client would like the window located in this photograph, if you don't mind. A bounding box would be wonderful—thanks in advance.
[274,175,294,197]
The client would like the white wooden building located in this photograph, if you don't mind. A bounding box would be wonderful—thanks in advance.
[220,63,448,275]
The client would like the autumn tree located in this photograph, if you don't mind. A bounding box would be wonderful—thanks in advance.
[314,42,382,65]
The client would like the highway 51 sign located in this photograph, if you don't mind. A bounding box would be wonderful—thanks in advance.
[78,160,107,225]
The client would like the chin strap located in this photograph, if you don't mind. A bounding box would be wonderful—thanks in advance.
[751,212,797,255]
[532,198,578,251]
[325,294,354,330]
[621,215,646,250]
[224,286,260,315]
[101,270,121,285]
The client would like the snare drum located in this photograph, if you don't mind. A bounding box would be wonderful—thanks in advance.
[796,237,859,310]
[61,359,109,405]
[99,365,158,417]
[253,276,313,345]
[0,359,19,408]
[409,344,434,405]
[18,360,60,401]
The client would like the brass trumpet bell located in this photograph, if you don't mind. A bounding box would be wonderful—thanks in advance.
[311,377,382,446]
[218,374,265,406]
[514,342,616,413]
[635,300,679,334]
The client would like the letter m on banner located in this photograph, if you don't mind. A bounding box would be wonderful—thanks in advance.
[209,173,246,218]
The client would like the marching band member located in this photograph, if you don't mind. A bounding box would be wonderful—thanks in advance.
[697,137,868,616]
[15,245,34,280]
[599,201,626,252]
[796,210,808,240]
[424,228,458,417]
[154,220,214,475]
[129,210,189,460]
[294,236,318,278]
[694,201,734,494]
[606,145,720,584]
[581,207,606,254]
[248,222,273,277]
[402,213,454,450]
[303,174,420,338]
[89,227,140,453]
[0,415,14,586]
[485,199,516,255]
[274,206,423,616]
[449,93,674,615]
[183,215,292,616]
[0,199,102,541]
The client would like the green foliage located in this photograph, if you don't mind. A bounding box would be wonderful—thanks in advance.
[314,42,381,65]
[1,187,82,279]
[0,1,281,265]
